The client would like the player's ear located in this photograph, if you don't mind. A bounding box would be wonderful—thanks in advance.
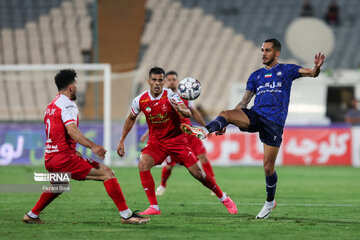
[68,83,74,92]
[275,50,281,58]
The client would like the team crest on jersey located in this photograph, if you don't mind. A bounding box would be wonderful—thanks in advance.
[146,107,151,113]
[162,104,168,112]
[276,72,282,76]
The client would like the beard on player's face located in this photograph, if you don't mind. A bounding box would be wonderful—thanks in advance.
[70,94,76,101]
[70,91,77,101]
[166,82,177,92]
[69,85,77,101]
[262,53,276,66]
[263,57,275,66]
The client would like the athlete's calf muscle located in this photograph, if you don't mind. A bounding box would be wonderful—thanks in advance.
[187,163,206,181]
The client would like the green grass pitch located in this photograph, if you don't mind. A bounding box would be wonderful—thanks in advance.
[0,166,359,240]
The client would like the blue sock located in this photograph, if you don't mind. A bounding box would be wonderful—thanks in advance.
[266,171,278,202]
[205,116,228,133]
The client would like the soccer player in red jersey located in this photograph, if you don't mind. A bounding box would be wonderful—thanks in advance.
[117,67,237,215]
[140,71,216,196]
[23,69,149,224]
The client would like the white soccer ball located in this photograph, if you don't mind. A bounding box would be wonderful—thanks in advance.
[177,77,201,100]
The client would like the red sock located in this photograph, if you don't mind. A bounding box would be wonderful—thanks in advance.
[161,166,172,187]
[103,178,128,211]
[202,175,223,198]
[201,161,215,180]
[139,170,158,205]
[31,192,61,215]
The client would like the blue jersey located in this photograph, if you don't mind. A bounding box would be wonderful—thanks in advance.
[246,63,302,127]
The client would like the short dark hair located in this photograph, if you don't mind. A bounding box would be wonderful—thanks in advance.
[264,38,281,52]
[165,71,178,77]
[55,69,77,91]
[149,67,165,77]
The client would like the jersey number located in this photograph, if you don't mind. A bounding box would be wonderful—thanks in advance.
[45,118,52,143]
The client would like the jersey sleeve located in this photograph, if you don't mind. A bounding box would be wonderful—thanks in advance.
[187,100,195,109]
[287,64,302,80]
[130,95,141,116]
[61,103,78,126]
[167,89,183,104]
[246,72,257,93]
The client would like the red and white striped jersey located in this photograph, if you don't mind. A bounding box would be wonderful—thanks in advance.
[131,88,184,140]
[44,94,79,161]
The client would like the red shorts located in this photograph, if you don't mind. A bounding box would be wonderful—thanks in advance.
[186,134,207,156]
[165,135,206,166]
[165,156,177,166]
[142,134,198,168]
[45,153,100,180]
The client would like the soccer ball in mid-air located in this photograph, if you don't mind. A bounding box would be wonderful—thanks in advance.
[177,77,201,100]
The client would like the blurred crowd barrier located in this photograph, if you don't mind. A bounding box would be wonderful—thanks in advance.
[0,123,358,167]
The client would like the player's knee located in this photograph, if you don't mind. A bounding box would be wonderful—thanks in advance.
[263,165,274,176]
[102,166,115,181]
[198,154,208,163]
[219,110,229,120]
[138,160,151,171]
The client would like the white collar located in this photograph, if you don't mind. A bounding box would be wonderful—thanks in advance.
[148,89,164,100]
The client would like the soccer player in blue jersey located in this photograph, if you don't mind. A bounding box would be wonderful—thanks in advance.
[181,38,325,219]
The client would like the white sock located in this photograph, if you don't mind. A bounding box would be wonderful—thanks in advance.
[219,192,228,202]
[265,200,275,207]
[151,205,160,211]
[27,211,38,219]
[119,209,132,219]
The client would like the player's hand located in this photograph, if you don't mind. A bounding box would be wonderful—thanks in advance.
[314,52,325,68]
[215,127,226,135]
[75,151,82,157]
[170,98,180,111]
[91,144,107,159]
[117,141,125,157]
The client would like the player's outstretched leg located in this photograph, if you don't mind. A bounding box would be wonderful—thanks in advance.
[182,109,250,139]
[86,164,150,224]
[198,154,217,196]
[187,163,238,214]
[156,164,173,196]
[256,144,278,219]
[180,124,209,139]
[23,191,62,224]
[199,154,215,181]
[138,154,161,215]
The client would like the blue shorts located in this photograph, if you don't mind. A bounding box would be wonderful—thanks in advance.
[239,108,283,147]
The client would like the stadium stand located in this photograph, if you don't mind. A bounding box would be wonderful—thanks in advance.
[173,0,360,70]
[137,0,360,114]
[1,0,360,120]
[137,0,268,113]
[0,0,94,121]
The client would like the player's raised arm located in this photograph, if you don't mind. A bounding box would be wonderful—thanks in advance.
[235,90,255,109]
[171,98,192,118]
[117,113,137,157]
[65,122,106,159]
[299,52,326,78]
